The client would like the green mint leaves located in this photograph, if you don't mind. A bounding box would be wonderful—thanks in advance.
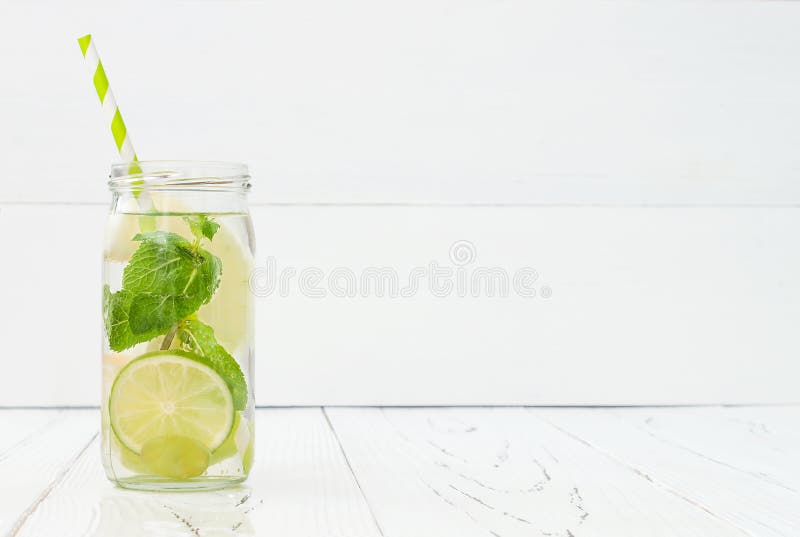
[177,319,248,411]
[103,214,249,410]
[104,228,222,351]
[184,214,220,242]
[103,286,162,352]
[122,232,222,335]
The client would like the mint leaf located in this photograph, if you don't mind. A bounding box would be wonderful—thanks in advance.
[178,319,247,410]
[122,232,194,294]
[121,232,222,335]
[184,214,220,242]
[103,286,162,351]
[128,293,191,335]
[124,232,220,299]
[104,230,223,352]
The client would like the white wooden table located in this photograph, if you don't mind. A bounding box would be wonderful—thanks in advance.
[0,407,796,537]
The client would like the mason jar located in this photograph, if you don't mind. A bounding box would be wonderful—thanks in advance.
[101,161,255,491]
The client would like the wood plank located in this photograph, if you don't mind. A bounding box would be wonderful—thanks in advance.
[3,1,800,205]
[705,406,800,447]
[607,406,800,493]
[14,408,381,537]
[0,410,67,455]
[533,407,800,537]
[0,409,97,536]
[326,407,749,536]
[2,204,800,406]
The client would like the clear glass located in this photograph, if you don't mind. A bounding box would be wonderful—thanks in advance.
[101,161,255,491]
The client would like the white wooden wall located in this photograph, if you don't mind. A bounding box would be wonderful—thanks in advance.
[1,0,799,405]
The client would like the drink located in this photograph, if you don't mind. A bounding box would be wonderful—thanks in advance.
[101,163,255,491]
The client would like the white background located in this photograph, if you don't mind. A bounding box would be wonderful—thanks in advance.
[1,0,798,405]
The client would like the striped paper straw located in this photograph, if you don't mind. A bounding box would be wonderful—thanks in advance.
[77,34,138,163]
[77,33,153,225]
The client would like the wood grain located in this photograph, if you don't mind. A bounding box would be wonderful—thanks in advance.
[609,407,800,493]
[3,407,798,536]
[0,410,67,455]
[533,408,800,537]
[0,410,97,536]
[326,407,752,536]
[13,409,381,537]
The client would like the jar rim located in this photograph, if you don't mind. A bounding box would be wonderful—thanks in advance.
[109,160,251,193]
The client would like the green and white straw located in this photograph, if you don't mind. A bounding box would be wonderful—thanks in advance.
[77,34,138,163]
[77,32,153,227]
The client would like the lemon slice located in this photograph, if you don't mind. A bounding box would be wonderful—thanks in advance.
[109,351,235,455]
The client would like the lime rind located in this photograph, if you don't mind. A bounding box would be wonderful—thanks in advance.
[209,412,242,464]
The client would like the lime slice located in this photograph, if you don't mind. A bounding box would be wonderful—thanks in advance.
[109,351,235,455]
[209,412,253,469]
[209,412,242,465]
[196,226,253,352]
[141,435,210,479]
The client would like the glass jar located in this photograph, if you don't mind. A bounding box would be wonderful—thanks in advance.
[101,161,255,491]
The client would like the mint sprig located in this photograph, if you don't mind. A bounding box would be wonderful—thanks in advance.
[103,216,248,408]
[184,214,220,242]
[104,227,222,351]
